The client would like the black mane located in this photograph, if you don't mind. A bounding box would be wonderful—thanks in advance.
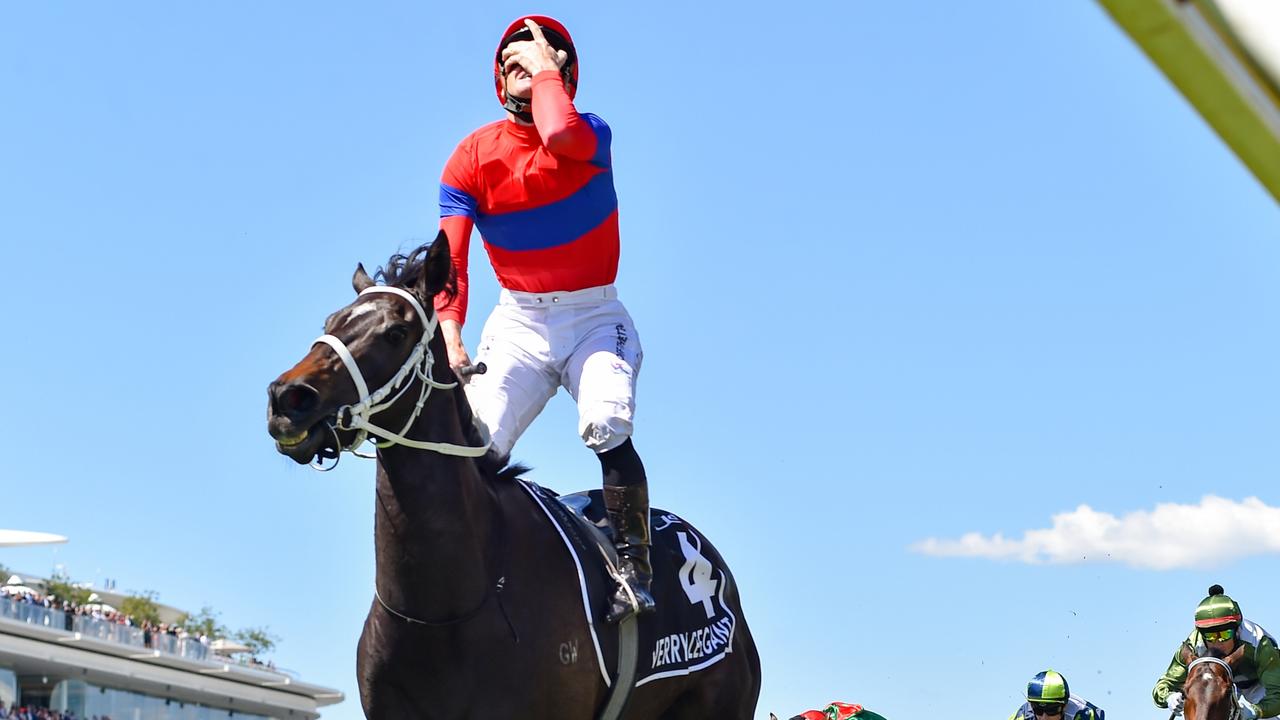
[376,242,458,301]
[377,242,523,485]
[490,459,531,483]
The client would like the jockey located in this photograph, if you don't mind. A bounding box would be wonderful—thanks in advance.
[777,702,886,720]
[1008,670,1104,720]
[434,15,654,623]
[1153,585,1280,719]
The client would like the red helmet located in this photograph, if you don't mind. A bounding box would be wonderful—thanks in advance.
[493,15,578,111]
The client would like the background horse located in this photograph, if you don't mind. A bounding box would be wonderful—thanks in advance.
[1179,643,1244,720]
[770,702,885,720]
[266,233,761,719]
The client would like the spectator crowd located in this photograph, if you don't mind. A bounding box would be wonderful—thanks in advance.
[1,585,207,649]
[1,583,278,670]
[0,705,111,719]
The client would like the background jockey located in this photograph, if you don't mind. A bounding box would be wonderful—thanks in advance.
[773,701,887,720]
[433,15,654,623]
[1153,585,1280,719]
[1009,670,1104,720]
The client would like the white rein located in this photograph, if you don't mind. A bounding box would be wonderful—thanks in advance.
[310,285,490,469]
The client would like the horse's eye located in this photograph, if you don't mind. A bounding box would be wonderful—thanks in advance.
[385,325,409,345]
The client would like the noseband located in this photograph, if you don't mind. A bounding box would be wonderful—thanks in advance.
[311,285,490,468]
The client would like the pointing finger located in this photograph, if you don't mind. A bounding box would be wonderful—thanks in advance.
[524,19,549,45]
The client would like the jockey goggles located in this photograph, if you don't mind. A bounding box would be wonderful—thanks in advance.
[1203,628,1236,642]
[1031,703,1065,716]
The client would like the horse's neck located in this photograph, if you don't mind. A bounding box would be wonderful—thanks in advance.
[372,445,497,619]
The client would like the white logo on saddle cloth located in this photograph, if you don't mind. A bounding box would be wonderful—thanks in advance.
[677,531,719,619]
[653,513,679,532]
[649,616,735,671]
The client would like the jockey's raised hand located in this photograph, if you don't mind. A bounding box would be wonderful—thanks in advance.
[500,19,568,78]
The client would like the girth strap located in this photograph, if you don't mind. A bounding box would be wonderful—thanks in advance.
[598,615,638,720]
[517,481,640,720]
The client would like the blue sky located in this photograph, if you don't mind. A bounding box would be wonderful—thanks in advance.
[2,1,1278,718]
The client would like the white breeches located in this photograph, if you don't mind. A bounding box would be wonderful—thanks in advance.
[464,284,642,459]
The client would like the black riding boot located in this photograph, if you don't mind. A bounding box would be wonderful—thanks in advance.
[600,439,656,623]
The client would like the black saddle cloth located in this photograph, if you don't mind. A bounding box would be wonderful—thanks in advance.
[518,481,742,687]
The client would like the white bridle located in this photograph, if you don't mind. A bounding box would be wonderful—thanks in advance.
[310,285,490,469]
[1186,656,1241,720]
[1189,655,1234,679]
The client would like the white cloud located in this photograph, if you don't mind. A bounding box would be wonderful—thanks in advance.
[911,496,1280,569]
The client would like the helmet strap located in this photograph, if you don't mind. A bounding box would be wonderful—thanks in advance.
[503,93,533,123]
[499,64,576,124]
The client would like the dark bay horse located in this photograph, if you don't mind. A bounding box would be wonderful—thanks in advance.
[1179,644,1244,720]
[266,233,760,719]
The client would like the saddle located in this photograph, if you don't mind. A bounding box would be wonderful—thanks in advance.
[517,480,742,687]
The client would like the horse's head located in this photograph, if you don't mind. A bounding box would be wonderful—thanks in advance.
[1180,641,1245,720]
[266,232,457,465]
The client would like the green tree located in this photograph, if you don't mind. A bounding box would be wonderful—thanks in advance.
[120,591,161,625]
[0,563,11,583]
[234,626,279,656]
[176,606,226,639]
[45,570,91,605]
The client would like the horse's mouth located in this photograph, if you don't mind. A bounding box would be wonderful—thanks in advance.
[276,431,310,448]
[272,418,338,464]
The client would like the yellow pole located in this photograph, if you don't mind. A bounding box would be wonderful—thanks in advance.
[1096,0,1280,204]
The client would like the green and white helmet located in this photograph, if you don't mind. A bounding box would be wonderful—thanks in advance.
[1027,670,1070,704]
[1195,584,1243,630]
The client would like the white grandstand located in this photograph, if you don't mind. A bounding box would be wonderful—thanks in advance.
[1,530,343,718]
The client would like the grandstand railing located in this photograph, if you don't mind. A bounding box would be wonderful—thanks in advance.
[0,595,278,668]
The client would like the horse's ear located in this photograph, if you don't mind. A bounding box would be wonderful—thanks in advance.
[1180,642,1198,665]
[770,715,778,720]
[1227,640,1247,668]
[419,230,452,298]
[353,263,375,293]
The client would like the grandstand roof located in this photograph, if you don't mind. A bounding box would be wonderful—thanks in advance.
[0,530,67,547]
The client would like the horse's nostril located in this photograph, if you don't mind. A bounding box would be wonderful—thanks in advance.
[273,383,318,419]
